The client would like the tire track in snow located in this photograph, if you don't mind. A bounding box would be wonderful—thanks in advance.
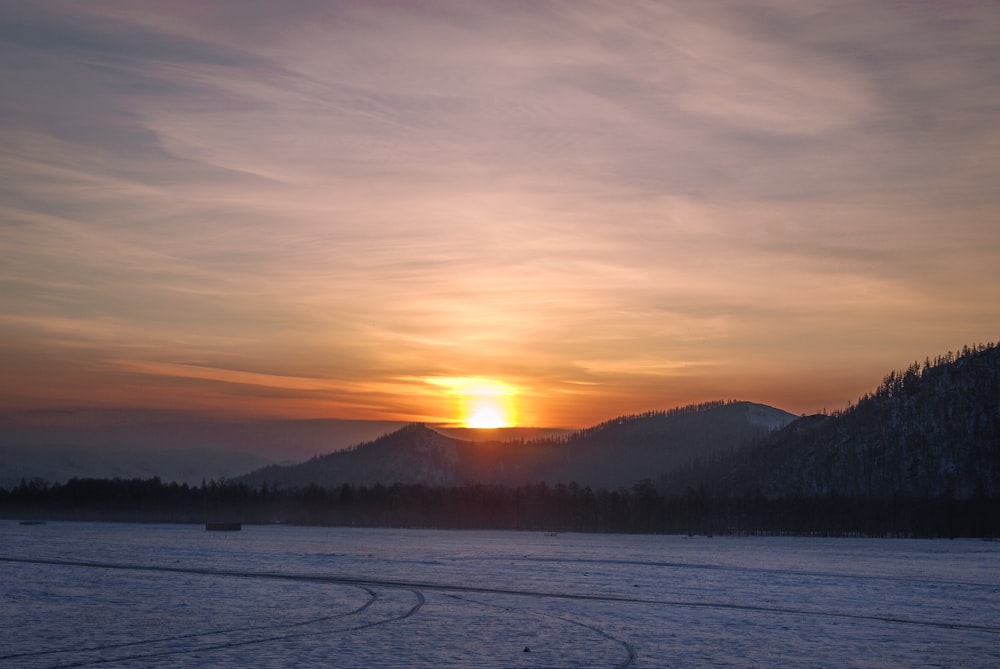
[1,577,377,663]
[460,554,997,589]
[30,588,424,669]
[446,593,636,669]
[3,555,997,636]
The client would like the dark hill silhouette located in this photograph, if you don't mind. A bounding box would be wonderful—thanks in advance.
[667,342,1000,499]
[552,401,794,488]
[237,401,796,490]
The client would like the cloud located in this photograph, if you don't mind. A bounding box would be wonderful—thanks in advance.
[1,1,998,423]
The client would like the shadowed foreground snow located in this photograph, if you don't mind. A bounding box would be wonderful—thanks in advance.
[2,523,998,668]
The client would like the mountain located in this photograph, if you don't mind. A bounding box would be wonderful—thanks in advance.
[550,401,795,488]
[237,401,797,490]
[668,342,1000,499]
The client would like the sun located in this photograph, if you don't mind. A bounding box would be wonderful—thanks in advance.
[466,404,507,429]
[423,376,518,428]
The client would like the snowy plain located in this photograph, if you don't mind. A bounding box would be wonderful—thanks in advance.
[1,523,998,668]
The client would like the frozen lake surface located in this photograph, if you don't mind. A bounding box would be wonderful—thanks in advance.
[2,523,998,668]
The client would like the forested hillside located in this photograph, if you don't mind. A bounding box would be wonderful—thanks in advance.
[552,401,793,487]
[669,342,1000,499]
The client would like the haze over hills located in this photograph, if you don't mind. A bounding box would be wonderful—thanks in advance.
[0,444,274,490]
[0,415,409,487]
[432,426,572,442]
[237,401,796,490]
[0,413,573,487]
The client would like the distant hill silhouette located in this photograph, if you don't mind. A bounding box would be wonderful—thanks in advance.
[0,443,274,489]
[432,426,571,442]
[667,342,1000,499]
[550,402,794,487]
[237,401,796,490]
[0,416,408,486]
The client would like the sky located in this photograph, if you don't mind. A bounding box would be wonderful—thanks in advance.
[2,1,999,430]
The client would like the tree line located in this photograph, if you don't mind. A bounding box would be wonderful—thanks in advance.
[2,476,995,538]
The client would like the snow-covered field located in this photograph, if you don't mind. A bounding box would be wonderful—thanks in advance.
[2,523,997,668]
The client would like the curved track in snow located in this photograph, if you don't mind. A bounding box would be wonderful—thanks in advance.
[1,585,378,664]
[1,557,427,669]
[445,592,637,669]
[3,556,995,636]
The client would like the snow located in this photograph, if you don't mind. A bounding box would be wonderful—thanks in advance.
[2,523,998,668]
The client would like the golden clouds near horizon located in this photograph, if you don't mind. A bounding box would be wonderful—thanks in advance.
[424,377,519,428]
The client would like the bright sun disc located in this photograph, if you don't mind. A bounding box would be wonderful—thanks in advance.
[423,376,518,428]
[467,405,506,429]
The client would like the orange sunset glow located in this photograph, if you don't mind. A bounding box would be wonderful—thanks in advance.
[424,378,519,429]
[1,2,999,436]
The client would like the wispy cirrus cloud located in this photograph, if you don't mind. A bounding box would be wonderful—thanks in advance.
[1,1,998,426]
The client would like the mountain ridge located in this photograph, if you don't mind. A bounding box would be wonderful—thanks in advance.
[237,401,797,490]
